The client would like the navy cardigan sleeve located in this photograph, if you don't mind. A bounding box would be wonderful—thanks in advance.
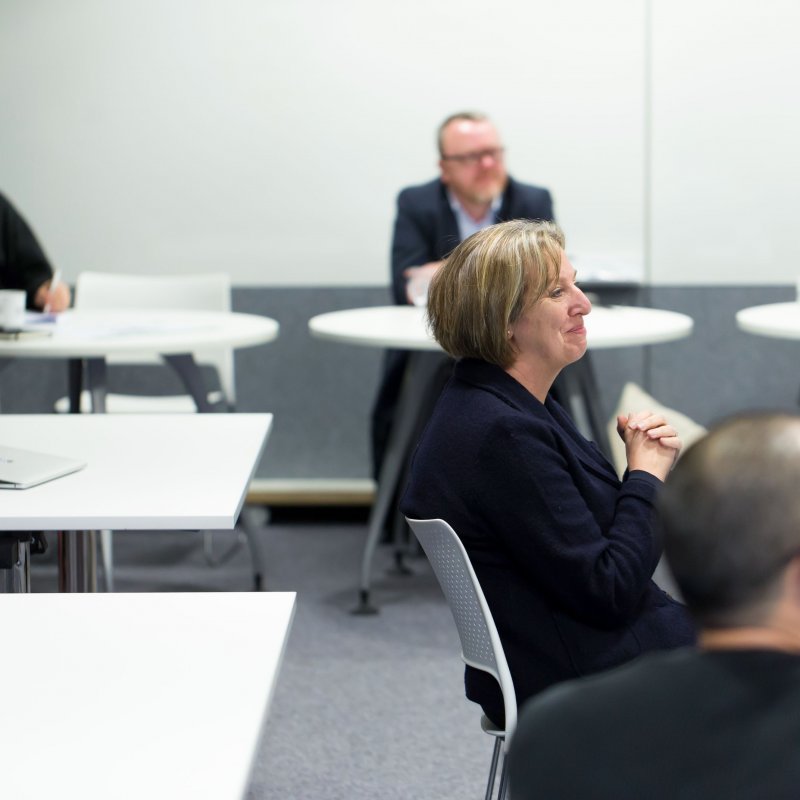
[473,410,662,626]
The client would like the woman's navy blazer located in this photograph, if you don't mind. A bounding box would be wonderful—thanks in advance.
[401,358,695,723]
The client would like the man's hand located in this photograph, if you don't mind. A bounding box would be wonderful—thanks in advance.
[34,279,71,313]
[403,261,443,305]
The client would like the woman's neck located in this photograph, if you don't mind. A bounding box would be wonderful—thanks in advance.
[504,361,557,403]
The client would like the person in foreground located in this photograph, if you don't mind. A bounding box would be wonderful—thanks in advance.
[1,191,70,312]
[508,412,800,799]
[400,220,694,726]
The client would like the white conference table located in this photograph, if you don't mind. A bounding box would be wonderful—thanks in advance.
[309,304,694,613]
[736,301,800,340]
[0,591,295,799]
[309,303,693,349]
[0,309,279,412]
[0,413,272,591]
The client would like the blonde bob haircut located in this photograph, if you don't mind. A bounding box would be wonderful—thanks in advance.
[427,219,565,368]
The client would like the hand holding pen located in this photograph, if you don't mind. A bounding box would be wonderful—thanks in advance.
[41,270,71,313]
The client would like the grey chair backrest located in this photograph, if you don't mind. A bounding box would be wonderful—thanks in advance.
[406,517,517,745]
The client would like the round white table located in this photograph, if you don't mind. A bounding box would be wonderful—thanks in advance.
[0,308,279,413]
[735,301,800,340]
[309,304,694,613]
[310,304,693,350]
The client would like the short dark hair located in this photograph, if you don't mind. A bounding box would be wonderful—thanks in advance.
[658,412,800,628]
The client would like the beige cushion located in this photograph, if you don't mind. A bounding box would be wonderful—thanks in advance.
[606,382,707,478]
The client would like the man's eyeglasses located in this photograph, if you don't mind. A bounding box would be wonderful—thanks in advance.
[441,147,505,166]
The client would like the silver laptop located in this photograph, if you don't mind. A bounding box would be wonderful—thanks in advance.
[0,446,87,489]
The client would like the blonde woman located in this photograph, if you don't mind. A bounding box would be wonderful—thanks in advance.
[401,220,694,726]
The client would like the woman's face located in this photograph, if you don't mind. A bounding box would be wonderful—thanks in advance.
[508,250,592,374]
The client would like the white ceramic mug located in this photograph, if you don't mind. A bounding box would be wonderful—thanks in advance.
[0,290,26,330]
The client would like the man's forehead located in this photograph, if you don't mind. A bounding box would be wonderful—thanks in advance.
[444,119,500,143]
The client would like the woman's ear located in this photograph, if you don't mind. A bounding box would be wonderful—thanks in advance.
[783,556,800,607]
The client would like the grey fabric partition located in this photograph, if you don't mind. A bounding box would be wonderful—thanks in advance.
[0,284,796,480]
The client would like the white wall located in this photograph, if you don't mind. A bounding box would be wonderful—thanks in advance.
[0,1,797,287]
[651,0,800,284]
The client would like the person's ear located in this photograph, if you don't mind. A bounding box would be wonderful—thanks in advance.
[782,555,800,606]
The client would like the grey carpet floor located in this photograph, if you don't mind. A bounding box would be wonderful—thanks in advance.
[30,516,494,799]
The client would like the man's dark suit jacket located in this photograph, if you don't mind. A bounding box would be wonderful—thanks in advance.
[400,359,695,724]
[371,176,553,476]
[389,176,554,305]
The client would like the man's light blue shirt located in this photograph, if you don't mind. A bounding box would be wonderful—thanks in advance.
[447,191,503,241]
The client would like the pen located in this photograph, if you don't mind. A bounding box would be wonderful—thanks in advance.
[44,269,62,313]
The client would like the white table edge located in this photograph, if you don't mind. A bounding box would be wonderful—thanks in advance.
[240,592,298,798]
[736,302,800,341]
[0,413,274,532]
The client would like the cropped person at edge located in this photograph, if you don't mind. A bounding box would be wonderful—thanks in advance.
[508,412,800,799]
[0,192,70,312]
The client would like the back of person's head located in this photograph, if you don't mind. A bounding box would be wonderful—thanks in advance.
[658,412,800,628]
[427,219,564,368]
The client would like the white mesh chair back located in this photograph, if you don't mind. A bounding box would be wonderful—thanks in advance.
[407,517,517,745]
[74,271,235,404]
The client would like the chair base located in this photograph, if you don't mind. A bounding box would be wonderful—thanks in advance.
[481,715,508,800]
[351,589,379,615]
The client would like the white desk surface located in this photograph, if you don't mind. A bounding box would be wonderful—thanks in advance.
[0,414,272,530]
[0,591,296,799]
[0,309,279,359]
[308,305,693,351]
[736,301,800,341]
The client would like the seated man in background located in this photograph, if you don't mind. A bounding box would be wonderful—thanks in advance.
[1,191,70,311]
[0,190,69,573]
[508,411,800,799]
[371,111,553,475]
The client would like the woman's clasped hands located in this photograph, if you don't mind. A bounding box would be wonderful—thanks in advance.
[616,410,682,482]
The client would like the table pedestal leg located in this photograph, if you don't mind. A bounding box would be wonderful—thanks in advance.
[86,358,108,414]
[58,531,98,592]
[68,358,83,413]
[71,354,217,414]
[353,351,450,614]
[163,353,217,412]
[68,358,108,413]
[0,357,12,412]
[0,535,31,593]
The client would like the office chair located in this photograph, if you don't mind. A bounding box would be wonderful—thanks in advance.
[406,517,516,800]
[54,271,266,591]
[55,271,234,413]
